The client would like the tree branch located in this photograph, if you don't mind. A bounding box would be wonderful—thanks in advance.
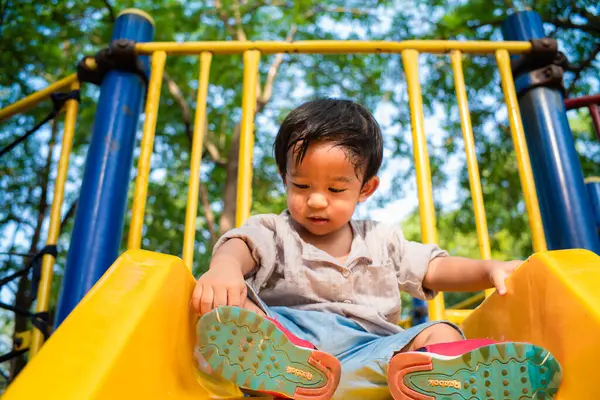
[0,214,35,230]
[101,0,116,22]
[258,24,297,108]
[314,5,374,16]
[232,0,248,41]
[59,199,78,234]
[566,43,600,96]
[571,5,600,28]
[214,0,248,41]
[204,140,227,166]
[163,72,226,166]
[198,181,217,246]
[464,19,504,30]
[162,72,227,242]
[214,0,237,37]
[163,72,193,143]
[549,17,600,36]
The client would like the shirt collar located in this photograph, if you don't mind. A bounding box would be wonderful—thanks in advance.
[282,210,373,267]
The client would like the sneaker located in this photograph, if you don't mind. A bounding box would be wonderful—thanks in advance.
[388,339,562,399]
[195,306,341,400]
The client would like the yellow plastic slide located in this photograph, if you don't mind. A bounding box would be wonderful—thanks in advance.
[463,249,600,399]
[4,250,246,399]
[4,249,600,399]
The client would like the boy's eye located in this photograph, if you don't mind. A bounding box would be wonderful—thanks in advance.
[329,188,346,193]
[293,183,309,189]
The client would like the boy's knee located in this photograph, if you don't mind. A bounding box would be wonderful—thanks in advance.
[408,323,462,351]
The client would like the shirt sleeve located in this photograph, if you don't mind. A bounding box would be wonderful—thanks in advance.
[388,225,448,300]
[212,214,277,279]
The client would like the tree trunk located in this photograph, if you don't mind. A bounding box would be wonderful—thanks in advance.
[218,125,242,234]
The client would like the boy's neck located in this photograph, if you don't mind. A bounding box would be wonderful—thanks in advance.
[292,220,354,262]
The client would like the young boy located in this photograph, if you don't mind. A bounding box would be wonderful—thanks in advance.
[191,99,562,400]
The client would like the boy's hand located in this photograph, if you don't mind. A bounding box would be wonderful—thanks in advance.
[487,260,522,295]
[191,263,247,315]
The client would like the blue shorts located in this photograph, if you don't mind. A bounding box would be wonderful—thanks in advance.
[247,285,464,399]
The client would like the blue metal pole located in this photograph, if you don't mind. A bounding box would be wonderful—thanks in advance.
[411,298,428,325]
[586,179,600,231]
[501,11,600,254]
[55,10,155,325]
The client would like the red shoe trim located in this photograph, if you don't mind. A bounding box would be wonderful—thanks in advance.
[265,316,316,349]
[422,338,497,356]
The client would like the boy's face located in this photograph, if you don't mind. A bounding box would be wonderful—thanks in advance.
[284,142,379,236]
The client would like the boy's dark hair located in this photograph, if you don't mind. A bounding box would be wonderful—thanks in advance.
[274,98,383,183]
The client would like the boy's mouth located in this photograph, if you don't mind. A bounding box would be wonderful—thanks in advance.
[308,217,329,224]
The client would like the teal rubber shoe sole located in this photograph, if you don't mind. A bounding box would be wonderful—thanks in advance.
[388,342,562,399]
[195,306,340,400]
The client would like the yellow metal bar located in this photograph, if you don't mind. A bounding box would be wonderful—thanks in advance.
[398,317,412,329]
[127,51,167,249]
[30,81,80,358]
[496,50,547,253]
[0,74,78,122]
[448,292,486,310]
[183,52,212,269]
[136,40,532,56]
[450,50,494,298]
[401,49,445,321]
[444,309,472,325]
[235,50,260,228]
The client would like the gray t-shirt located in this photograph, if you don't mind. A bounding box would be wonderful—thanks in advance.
[213,210,448,335]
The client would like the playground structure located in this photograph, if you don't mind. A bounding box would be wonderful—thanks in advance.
[0,7,599,400]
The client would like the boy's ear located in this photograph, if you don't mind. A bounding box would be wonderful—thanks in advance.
[358,176,379,202]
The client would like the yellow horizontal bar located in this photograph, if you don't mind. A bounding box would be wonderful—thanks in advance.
[444,309,472,325]
[0,74,78,122]
[128,51,167,250]
[235,50,261,228]
[449,292,486,310]
[135,40,532,56]
[496,50,547,253]
[183,52,212,269]
[30,81,80,358]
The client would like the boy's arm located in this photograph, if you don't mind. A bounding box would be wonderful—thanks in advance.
[191,214,277,315]
[209,238,257,276]
[191,238,256,315]
[423,256,521,295]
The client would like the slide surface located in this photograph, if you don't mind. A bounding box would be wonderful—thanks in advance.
[4,250,246,399]
[463,249,600,400]
[5,249,599,399]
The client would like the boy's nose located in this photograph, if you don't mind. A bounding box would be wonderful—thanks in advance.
[307,192,328,209]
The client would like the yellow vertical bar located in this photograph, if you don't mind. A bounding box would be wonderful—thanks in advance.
[183,52,212,269]
[30,82,80,357]
[401,49,445,321]
[127,51,167,249]
[235,50,260,228]
[450,50,494,298]
[496,50,547,253]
